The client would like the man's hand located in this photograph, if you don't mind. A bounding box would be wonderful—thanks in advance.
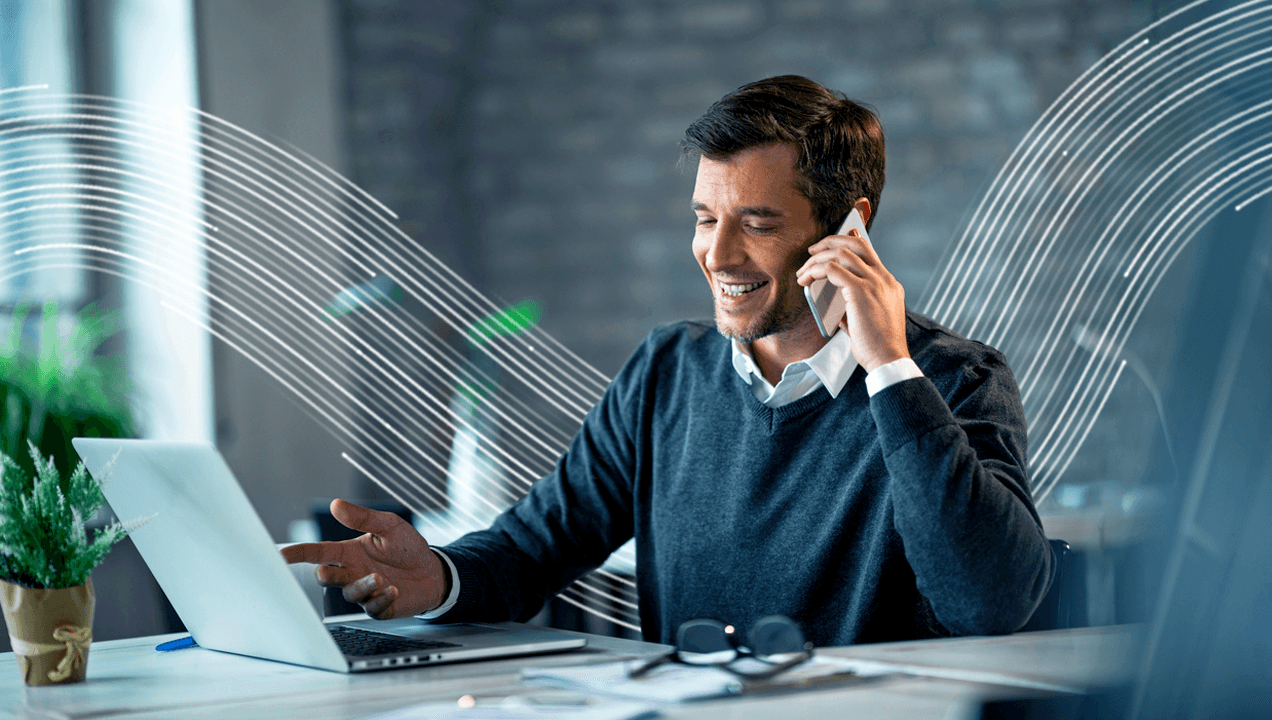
[280,499,447,620]
[797,228,909,372]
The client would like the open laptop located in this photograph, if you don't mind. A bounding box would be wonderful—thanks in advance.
[71,438,587,673]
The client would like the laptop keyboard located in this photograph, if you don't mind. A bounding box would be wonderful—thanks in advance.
[329,625,461,657]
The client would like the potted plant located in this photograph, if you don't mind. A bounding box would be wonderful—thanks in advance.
[0,444,139,684]
[0,301,137,685]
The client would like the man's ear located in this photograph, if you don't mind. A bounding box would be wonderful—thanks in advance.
[854,197,872,227]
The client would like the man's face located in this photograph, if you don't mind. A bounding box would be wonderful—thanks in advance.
[691,144,821,343]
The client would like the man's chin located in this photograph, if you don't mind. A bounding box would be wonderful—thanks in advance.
[713,312,774,344]
[713,304,813,344]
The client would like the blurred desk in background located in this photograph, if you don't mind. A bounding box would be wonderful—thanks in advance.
[1041,506,1164,628]
[0,623,1140,720]
[1040,509,1156,550]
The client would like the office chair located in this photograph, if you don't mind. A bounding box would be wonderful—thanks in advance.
[1019,539,1087,632]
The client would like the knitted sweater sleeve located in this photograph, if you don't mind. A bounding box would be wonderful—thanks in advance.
[433,336,649,623]
[869,346,1053,636]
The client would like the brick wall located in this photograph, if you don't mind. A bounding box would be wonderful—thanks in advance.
[340,0,1152,373]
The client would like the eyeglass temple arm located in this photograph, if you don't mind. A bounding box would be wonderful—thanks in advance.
[721,647,816,681]
[626,651,675,679]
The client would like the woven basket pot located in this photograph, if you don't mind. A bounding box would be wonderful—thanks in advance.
[0,577,94,685]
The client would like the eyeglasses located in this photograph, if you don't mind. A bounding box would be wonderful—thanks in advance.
[627,615,814,680]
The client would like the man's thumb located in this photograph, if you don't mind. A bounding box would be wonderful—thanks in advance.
[330,498,402,536]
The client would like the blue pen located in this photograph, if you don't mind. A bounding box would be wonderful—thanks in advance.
[156,636,198,652]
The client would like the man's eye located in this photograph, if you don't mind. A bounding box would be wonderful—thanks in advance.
[748,225,778,234]
[695,218,716,226]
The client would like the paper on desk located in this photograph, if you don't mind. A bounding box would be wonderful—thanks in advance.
[525,660,742,703]
[523,656,895,703]
[358,699,659,720]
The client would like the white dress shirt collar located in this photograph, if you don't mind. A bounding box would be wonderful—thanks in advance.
[730,330,859,407]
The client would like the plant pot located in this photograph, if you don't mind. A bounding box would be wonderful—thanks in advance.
[0,577,94,685]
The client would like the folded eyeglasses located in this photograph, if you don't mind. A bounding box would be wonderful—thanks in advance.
[627,615,814,680]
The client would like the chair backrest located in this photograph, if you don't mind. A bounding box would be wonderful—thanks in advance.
[1020,539,1081,632]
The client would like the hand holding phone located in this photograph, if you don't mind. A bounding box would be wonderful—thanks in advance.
[804,208,868,339]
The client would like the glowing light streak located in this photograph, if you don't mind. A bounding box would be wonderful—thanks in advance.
[1033,232,1200,498]
[16,239,526,519]
[189,101,611,405]
[0,84,50,96]
[0,149,582,480]
[1033,147,1272,497]
[940,0,1257,330]
[920,0,1272,502]
[13,254,534,571]
[10,240,485,519]
[961,17,1251,343]
[558,589,642,634]
[9,230,550,528]
[1026,133,1272,491]
[0,91,640,626]
[980,11,1272,353]
[1020,134,1264,461]
[924,32,1157,321]
[2,104,606,423]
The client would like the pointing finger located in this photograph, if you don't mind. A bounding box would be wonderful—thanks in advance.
[281,541,348,566]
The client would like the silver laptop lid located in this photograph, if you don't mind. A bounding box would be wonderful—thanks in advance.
[72,438,349,672]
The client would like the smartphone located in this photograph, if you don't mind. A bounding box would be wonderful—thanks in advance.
[804,208,868,339]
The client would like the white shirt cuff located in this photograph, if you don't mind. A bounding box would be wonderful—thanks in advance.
[418,548,460,619]
[865,357,923,397]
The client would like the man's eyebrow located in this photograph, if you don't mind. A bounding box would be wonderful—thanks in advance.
[738,206,784,218]
[690,201,785,218]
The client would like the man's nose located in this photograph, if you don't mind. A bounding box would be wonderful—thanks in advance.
[704,221,746,271]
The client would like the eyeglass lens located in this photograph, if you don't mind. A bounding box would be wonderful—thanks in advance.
[677,619,735,654]
[748,615,807,655]
[676,615,806,657]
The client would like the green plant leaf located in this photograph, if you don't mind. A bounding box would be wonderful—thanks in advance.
[0,448,139,588]
[0,301,134,481]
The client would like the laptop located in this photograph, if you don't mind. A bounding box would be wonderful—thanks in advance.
[71,438,587,673]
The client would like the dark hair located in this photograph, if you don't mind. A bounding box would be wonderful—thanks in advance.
[681,75,885,234]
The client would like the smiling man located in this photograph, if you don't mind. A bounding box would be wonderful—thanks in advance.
[283,75,1054,648]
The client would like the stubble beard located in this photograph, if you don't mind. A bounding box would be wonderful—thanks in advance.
[714,284,809,343]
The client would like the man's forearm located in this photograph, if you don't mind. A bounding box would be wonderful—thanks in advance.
[871,373,1052,636]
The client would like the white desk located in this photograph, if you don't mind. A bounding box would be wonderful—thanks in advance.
[0,624,1140,720]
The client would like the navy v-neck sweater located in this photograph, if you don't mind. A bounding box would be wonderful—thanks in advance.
[441,312,1052,647]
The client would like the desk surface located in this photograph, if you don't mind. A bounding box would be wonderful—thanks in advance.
[0,623,1140,720]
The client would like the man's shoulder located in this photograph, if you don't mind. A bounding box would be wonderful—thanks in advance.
[904,310,1013,380]
[601,320,728,408]
[610,320,725,384]
[642,319,725,357]
[615,320,730,393]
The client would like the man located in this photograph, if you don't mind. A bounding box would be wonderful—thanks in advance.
[282,75,1053,647]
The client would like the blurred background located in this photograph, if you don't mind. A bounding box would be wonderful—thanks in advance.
[2,2,1269,711]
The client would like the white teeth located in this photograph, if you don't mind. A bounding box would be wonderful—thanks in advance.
[721,282,765,296]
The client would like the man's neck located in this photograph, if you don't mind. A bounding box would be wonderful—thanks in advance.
[747,320,831,386]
